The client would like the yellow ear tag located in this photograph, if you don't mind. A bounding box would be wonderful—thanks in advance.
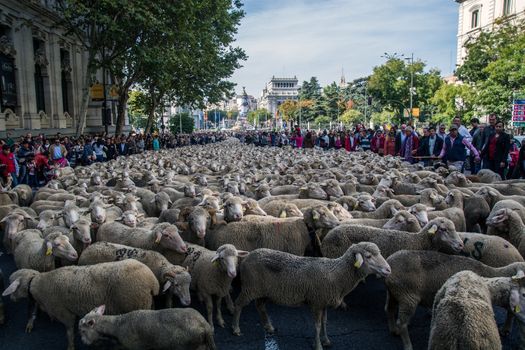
[354,260,362,268]
[213,260,220,267]
[354,203,359,210]
[155,237,161,244]
[515,305,521,313]
[279,211,287,218]
[428,225,438,235]
[46,247,53,256]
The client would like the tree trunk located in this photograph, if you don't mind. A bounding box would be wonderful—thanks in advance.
[115,90,129,136]
[76,61,96,137]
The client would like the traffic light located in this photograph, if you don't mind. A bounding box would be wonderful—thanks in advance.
[368,97,372,106]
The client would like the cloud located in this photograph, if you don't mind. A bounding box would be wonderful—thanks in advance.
[231,0,458,97]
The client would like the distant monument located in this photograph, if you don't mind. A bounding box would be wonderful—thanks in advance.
[239,86,250,121]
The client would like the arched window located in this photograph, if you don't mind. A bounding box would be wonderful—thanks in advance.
[33,39,46,113]
[503,0,513,16]
[471,9,480,29]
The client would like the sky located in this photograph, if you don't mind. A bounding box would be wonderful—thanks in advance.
[231,0,459,97]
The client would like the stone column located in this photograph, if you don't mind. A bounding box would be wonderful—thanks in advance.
[48,33,65,128]
[14,25,40,130]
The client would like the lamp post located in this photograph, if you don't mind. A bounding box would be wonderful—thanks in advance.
[405,53,415,121]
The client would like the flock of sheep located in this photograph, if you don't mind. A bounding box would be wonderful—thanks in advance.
[1,137,525,350]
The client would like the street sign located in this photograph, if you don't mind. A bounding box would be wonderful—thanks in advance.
[412,108,420,117]
[90,83,104,101]
[513,99,525,122]
[109,85,119,101]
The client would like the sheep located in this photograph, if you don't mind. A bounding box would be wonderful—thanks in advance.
[349,199,404,219]
[182,244,248,330]
[1,209,36,253]
[445,189,490,233]
[158,208,182,224]
[205,205,339,256]
[96,222,187,254]
[476,186,525,209]
[321,217,464,259]
[0,268,3,325]
[12,184,33,207]
[14,231,78,271]
[2,260,159,350]
[89,199,123,225]
[177,206,213,244]
[35,210,63,230]
[486,208,525,258]
[485,201,525,241]
[342,210,421,233]
[409,203,467,232]
[261,200,304,218]
[231,242,391,350]
[78,307,216,350]
[428,270,522,350]
[385,250,525,350]
[78,242,191,307]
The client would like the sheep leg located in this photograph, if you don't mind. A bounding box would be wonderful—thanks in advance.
[232,292,252,336]
[396,302,418,350]
[215,296,225,328]
[25,300,38,333]
[500,311,514,336]
[321,308,331,347]
[225,293,235,315]
[255,299,274,334]
[312,308,324,350]
[164,293,173,309]
[384,290,398,335]
[204,294,215,332]
[66,324,76,350]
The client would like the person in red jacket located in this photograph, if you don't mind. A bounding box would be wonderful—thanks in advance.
[0,144,17,186]
[371,130,385,155]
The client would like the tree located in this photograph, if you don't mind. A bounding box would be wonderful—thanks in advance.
[57,0,246,136]
[338,109,363,125]
[370,110,394,126]
[322,82,341,121]
[368,57,443,120]
[457,20,525,120]
[314,115,331,127]
[298,77,323,122]
[278,100,298,122]
[430,83,476,125]
[127,90,149,129]
[246,109,272,126]
[168,112,194,134]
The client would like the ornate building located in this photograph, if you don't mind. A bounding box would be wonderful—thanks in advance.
[0,0,128,137]
[455,0,525,65]
[259,76,299,116]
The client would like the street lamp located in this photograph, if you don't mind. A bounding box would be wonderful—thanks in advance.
[405,53,415,121]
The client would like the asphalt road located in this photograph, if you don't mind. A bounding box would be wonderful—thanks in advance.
[0,250,522,350]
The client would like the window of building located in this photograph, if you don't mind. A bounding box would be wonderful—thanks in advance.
[0,25,17,112]
[471,9,480,29]
[33,39,46,113]
[503,0,512,15]
[60,49,71,114]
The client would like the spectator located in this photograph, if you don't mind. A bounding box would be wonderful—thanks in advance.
[399,126,419,163]
[395,124,407,155]
[452,116,472,142]
[106,138,118,160]
[49,138,68,167]
[471,121,484,175]
[117,137,129,156]
[0,144,17,186]
[26,155,37,189]
[439,124,480,171]
[480,120,510,179]
[93,138,106,162]
[17,140,34,185]
[304,131,314,148]
[358,129,371,152]
[436,124,447,141]
[334,133,342,150]
[417,126,443,166]
[153,135,160,151]
[295,131,303,149]
[371,130,385,155]
[383,128,396,156]
[480,114,497,159]
[512,139,525,179]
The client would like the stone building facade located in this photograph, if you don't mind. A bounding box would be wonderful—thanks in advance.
[456,0,525,65]
[259,76,299,116]
[0,0,128,137]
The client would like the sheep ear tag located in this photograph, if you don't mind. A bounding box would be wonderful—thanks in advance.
[312,211,320,221]
[354,253,363,269]
[428,225,438,235]
[279,211,287,218]
[155,232,162,244]
[46,242,53,256]
[515,305,522,313]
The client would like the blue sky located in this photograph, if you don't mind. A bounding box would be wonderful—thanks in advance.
[231,0,459,97]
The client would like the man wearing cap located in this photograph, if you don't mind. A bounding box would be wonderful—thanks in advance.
[439,124,480,171]
[452,117,472,142]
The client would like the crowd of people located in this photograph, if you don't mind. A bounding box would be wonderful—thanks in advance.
[0,114,522,189]
[237,114,524,180]
[0,131,228,189]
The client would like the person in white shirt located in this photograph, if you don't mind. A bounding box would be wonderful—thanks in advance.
[452,117,472,142]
